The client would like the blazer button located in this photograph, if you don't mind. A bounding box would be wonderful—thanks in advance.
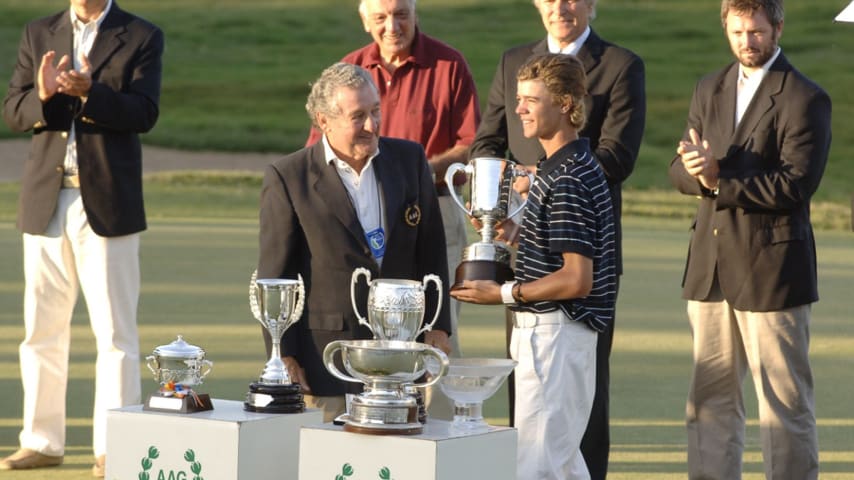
[61,132,68,139]
[56,166,63,173]
[713,228,718,236]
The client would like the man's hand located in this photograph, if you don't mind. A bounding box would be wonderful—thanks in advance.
[56,54,93,99]
[37,51,70,102]
[677,128,719,190]
[423,330,452,355]
[449,280,502,305]
[283,356,311,394]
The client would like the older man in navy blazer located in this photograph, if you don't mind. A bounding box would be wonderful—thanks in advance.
[257,63,451,423]
[2,0,162,475]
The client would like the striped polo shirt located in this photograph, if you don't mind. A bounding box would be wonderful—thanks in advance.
[511,138,617,332]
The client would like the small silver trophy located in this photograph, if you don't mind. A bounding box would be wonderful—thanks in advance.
[351,267,442,341]
[143,335,214,413]
[444,157,534,289]
[323,339,449,435]
[245,272,307,413]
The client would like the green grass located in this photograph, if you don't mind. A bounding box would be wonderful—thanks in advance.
[1,0,854,206]
[0,179,853,479]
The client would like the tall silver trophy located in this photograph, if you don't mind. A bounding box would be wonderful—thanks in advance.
[444,157,534,289]
[244,272,306,413]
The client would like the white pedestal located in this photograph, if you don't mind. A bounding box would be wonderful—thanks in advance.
[299,420,517,480]
[106,398,323,480]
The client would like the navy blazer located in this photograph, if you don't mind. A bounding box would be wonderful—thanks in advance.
[470,30,646,273]
[257,137,451,395]
[3,2,163,237]
[669,53,831,311]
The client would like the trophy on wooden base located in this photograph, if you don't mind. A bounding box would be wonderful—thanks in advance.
[144,335,214,413]
[444,157,534,289]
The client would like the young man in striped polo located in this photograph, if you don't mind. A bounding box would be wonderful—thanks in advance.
[451,53,617,480]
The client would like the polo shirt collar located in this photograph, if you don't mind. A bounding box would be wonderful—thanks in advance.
[538,138,591,175]
[362,28,430,69]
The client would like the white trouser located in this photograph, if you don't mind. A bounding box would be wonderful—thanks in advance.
[424,194,468,420]
[20,189,141,457]
[511,310,597,480]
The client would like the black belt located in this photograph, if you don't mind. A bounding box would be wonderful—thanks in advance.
[435,184,451,196]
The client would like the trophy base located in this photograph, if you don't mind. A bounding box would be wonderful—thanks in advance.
[451,260,515,290]
[244,382,305,413]
[344,396,422,435]
[143,392,213,413]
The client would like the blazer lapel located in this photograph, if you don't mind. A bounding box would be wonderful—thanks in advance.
[373,145,405,238]
[709,64,738,146]
[577,30,604,74]
[731,56,787,148]
[47,12,73,63]
[308,145,367,246]
[87,6,127,76]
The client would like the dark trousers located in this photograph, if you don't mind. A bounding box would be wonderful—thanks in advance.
[505,279,619,480]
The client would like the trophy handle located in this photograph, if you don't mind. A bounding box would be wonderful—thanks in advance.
[249,269,261,323]
[443,162,472,216]
[322,340,361,384]
[350,268,374,334]
[415,274,443,337]
[293,273,306,323]
[506,168,536,220]
[145,355,158,377]
[199,359,213,380]
[411,346,449,389]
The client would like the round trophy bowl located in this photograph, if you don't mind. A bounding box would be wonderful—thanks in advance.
[438,358,517,433]
[323,340,449,435]
[351,268,442,342]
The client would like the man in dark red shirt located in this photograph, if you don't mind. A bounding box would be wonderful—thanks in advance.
[306,0,481,420]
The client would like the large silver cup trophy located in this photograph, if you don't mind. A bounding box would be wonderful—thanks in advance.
[351,267,443,423]
[351,267,442,341]
[244,273,307,413]
[323,339,449,435]
[444,157,534,289]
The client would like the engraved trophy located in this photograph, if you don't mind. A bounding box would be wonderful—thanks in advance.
[144,335,214,413]
[244,273,307,413]
[351,267,442,341]
[323,339,449,435]
[351,267,443,422]
[444,157,534,289]
[437,358,517,433]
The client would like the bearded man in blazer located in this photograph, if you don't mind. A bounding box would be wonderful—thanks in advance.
[669,1,830,478]
[469,1,645,477]
[1,0,162,475]
[257,62,451,423]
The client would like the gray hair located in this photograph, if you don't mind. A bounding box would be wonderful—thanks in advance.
[305,62,378,128]
[532,0,597,21]
[721,0,783,28]
[359,0,416,17]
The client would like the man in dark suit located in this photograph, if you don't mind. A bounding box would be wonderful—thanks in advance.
[469,1,645,477]
[669,1,830,478]
[1,0,162,476]
[257,62,451,423]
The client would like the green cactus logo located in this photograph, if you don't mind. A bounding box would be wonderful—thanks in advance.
[335,462,354,480]
[378,466,392,480]
[138,446,159,480]
[136,445,204,480]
